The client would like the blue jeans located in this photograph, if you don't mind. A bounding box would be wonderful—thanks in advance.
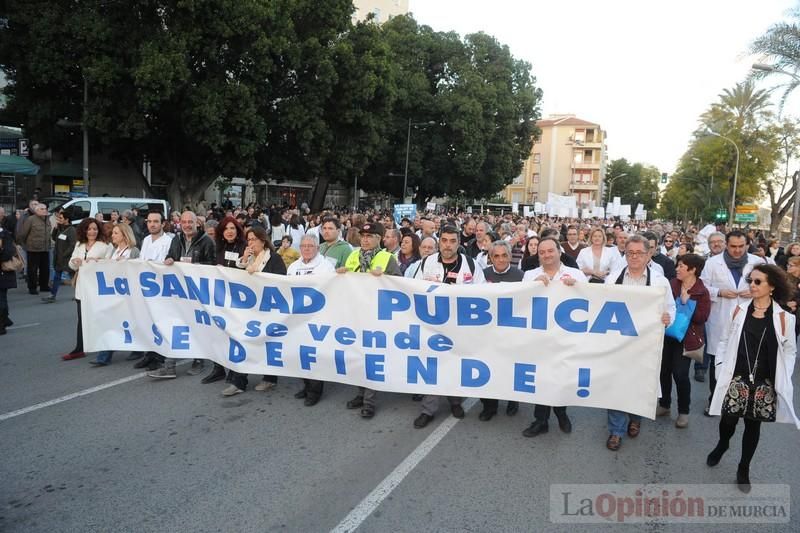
[95,351,113,365]
[607,410,642,437]
[51,270,65,297]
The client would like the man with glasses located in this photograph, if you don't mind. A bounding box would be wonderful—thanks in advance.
[699,230,761,414]
[561,225,586,261]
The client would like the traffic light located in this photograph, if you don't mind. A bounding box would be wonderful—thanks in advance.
[661,173,668,184]
[715,209,728,221]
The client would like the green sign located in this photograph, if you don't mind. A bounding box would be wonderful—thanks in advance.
[734,213,757,223]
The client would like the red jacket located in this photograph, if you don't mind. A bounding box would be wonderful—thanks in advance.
[670,277,711,350]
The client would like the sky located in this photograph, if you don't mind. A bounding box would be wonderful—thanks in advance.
[409,0,800,175]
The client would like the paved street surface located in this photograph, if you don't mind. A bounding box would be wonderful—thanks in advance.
[1,284,799,532]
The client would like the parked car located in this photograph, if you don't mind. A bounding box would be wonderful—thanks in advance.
[59,197,170,224]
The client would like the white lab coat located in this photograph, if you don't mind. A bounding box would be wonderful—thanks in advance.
[709,302,800,429]
[700,253,762,355]
[576,246,620,280]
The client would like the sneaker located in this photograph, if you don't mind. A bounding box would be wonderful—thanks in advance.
[254,380,275,392]
[147,367,177,379]
[414,413,433,428]
[675,414,689,428]
[186,359,205,376]
[62,351,86,361]
[222,385,244,397]
[656,406,670,417]
[41,295,56,303]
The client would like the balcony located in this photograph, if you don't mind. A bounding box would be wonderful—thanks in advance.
[572,162,601,170]
[570,181,599,191]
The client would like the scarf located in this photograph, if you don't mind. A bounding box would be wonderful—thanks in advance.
[723,249,748,271]
[358,248,378,273]
[246,249,270,274]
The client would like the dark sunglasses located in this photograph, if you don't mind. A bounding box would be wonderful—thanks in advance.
[745,277,764,286]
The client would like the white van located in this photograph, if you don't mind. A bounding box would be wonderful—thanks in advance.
[59,197,170,223]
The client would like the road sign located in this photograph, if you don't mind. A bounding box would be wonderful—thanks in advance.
[735,205,758,214]
[734,213,757,223]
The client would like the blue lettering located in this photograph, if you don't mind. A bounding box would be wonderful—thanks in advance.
[498,297,526,328]
[195,309,211,325]
[229,338,246,363]
[266,342,284,367]
[457,297,491,326]
[230,282,256,309]
[259,287,290,313]
[377,290,410,320]
[363,330,387,349]
[428,334,453,352]
[152,323,163,345]
[590,302,638,336]
[213,278,226,307]
[96,272,115,295]
[114,277,130,295]
[461,358,490,387]
[413,294,449,325]
[244,320,260,337]
[171,325,190,350]
[513,363,536,393]
[162,274,188,299]
[308,323,331,342]
[531,297,548,330]
[185,276,210,304]
[334,349,347,375]
[140,272,159,297]
[265,323,288,337]
[407,356,438,385]
[335,327,356,345]
[299,345,317,370]
[554,298,589,333]
[365,354,385,382]
[291,287,325,314]
[394,324,421,350]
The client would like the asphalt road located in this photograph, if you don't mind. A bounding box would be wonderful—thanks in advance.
[1,284,799,532]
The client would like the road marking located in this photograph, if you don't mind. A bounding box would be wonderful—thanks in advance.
[0,360,191,423]
[330,398,477,533]
[7,322,40,330]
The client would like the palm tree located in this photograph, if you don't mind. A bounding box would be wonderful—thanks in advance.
[750,8,800,109]
[701,80,773,132]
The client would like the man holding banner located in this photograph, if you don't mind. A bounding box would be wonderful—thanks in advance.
[413,225,485,429]
[605,235,675,451]
[339,222,401,418]
[521,237,588,437]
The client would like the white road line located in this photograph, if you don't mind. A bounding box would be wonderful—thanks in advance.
[7,322,41,330]
[330,398,477,533]
[0,360,191,423]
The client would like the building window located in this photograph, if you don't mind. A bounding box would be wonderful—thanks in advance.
[532,173,540,184]
[533,153,541,163]
[511,193,522,203]
[584,149,593,162]
[573,129,585,143]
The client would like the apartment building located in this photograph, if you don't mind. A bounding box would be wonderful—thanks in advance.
[505,114,606,208]
[352,0,408,23]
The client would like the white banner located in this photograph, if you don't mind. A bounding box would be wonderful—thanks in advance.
[78,262,667,417]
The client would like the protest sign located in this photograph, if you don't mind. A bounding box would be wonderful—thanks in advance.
[393,204,417,226]
[78,261,667,417]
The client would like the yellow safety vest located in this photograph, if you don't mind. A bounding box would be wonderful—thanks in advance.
[345,249,393,273]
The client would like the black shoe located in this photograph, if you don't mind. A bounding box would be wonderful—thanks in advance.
[2,316,12,327]
[414,413,433,428]
[694,368,706,382]
[304,396,320,407]
[736,464,751,493]
[506,402,519,416]
[360,406,375,419]
[28,289,38,295]
[294,390,307,399]
[451,404,465,419]
[125,352,144,361]
[347,396,364,409]
[411,394,423,401]
[522,420,549,438]
[706,443,729,467]
[478,409,497,422]
[133,355,153,369]
[146,360,160,371]
[556,414,572,434]
[201,367,226,384]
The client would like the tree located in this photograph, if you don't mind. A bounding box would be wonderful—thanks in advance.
[0,0,355,208]
[604,158,660,211]
[750,7,800,109]
[763,119,800,234]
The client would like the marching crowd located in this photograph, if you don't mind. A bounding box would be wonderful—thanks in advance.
[1,200,799,492]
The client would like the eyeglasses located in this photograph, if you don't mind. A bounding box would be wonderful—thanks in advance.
[626,251,647,257]
[745,277,765,286]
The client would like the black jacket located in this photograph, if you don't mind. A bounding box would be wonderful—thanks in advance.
[651,252,676,280]
[166,230,216,265]
[0,227,18,289]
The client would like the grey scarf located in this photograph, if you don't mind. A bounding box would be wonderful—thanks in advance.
[723,249,748,271]
[358,248,378,272]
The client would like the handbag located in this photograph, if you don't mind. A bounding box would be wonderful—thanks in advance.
[1,243,25,273]
[682,344,705,363]
[665,297,696,342]
[721,375,777,422]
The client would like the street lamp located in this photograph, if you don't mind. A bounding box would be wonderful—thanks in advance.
[604,172,626,204]
[56,77,89,193]
[403,119,436,203]
[705,128,740,226]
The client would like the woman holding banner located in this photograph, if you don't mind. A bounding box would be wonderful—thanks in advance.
[201,215,248,385]
[223,226,287,396]
[707,264,800,492]
[657,254,710,427]
[62,218,112,361]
